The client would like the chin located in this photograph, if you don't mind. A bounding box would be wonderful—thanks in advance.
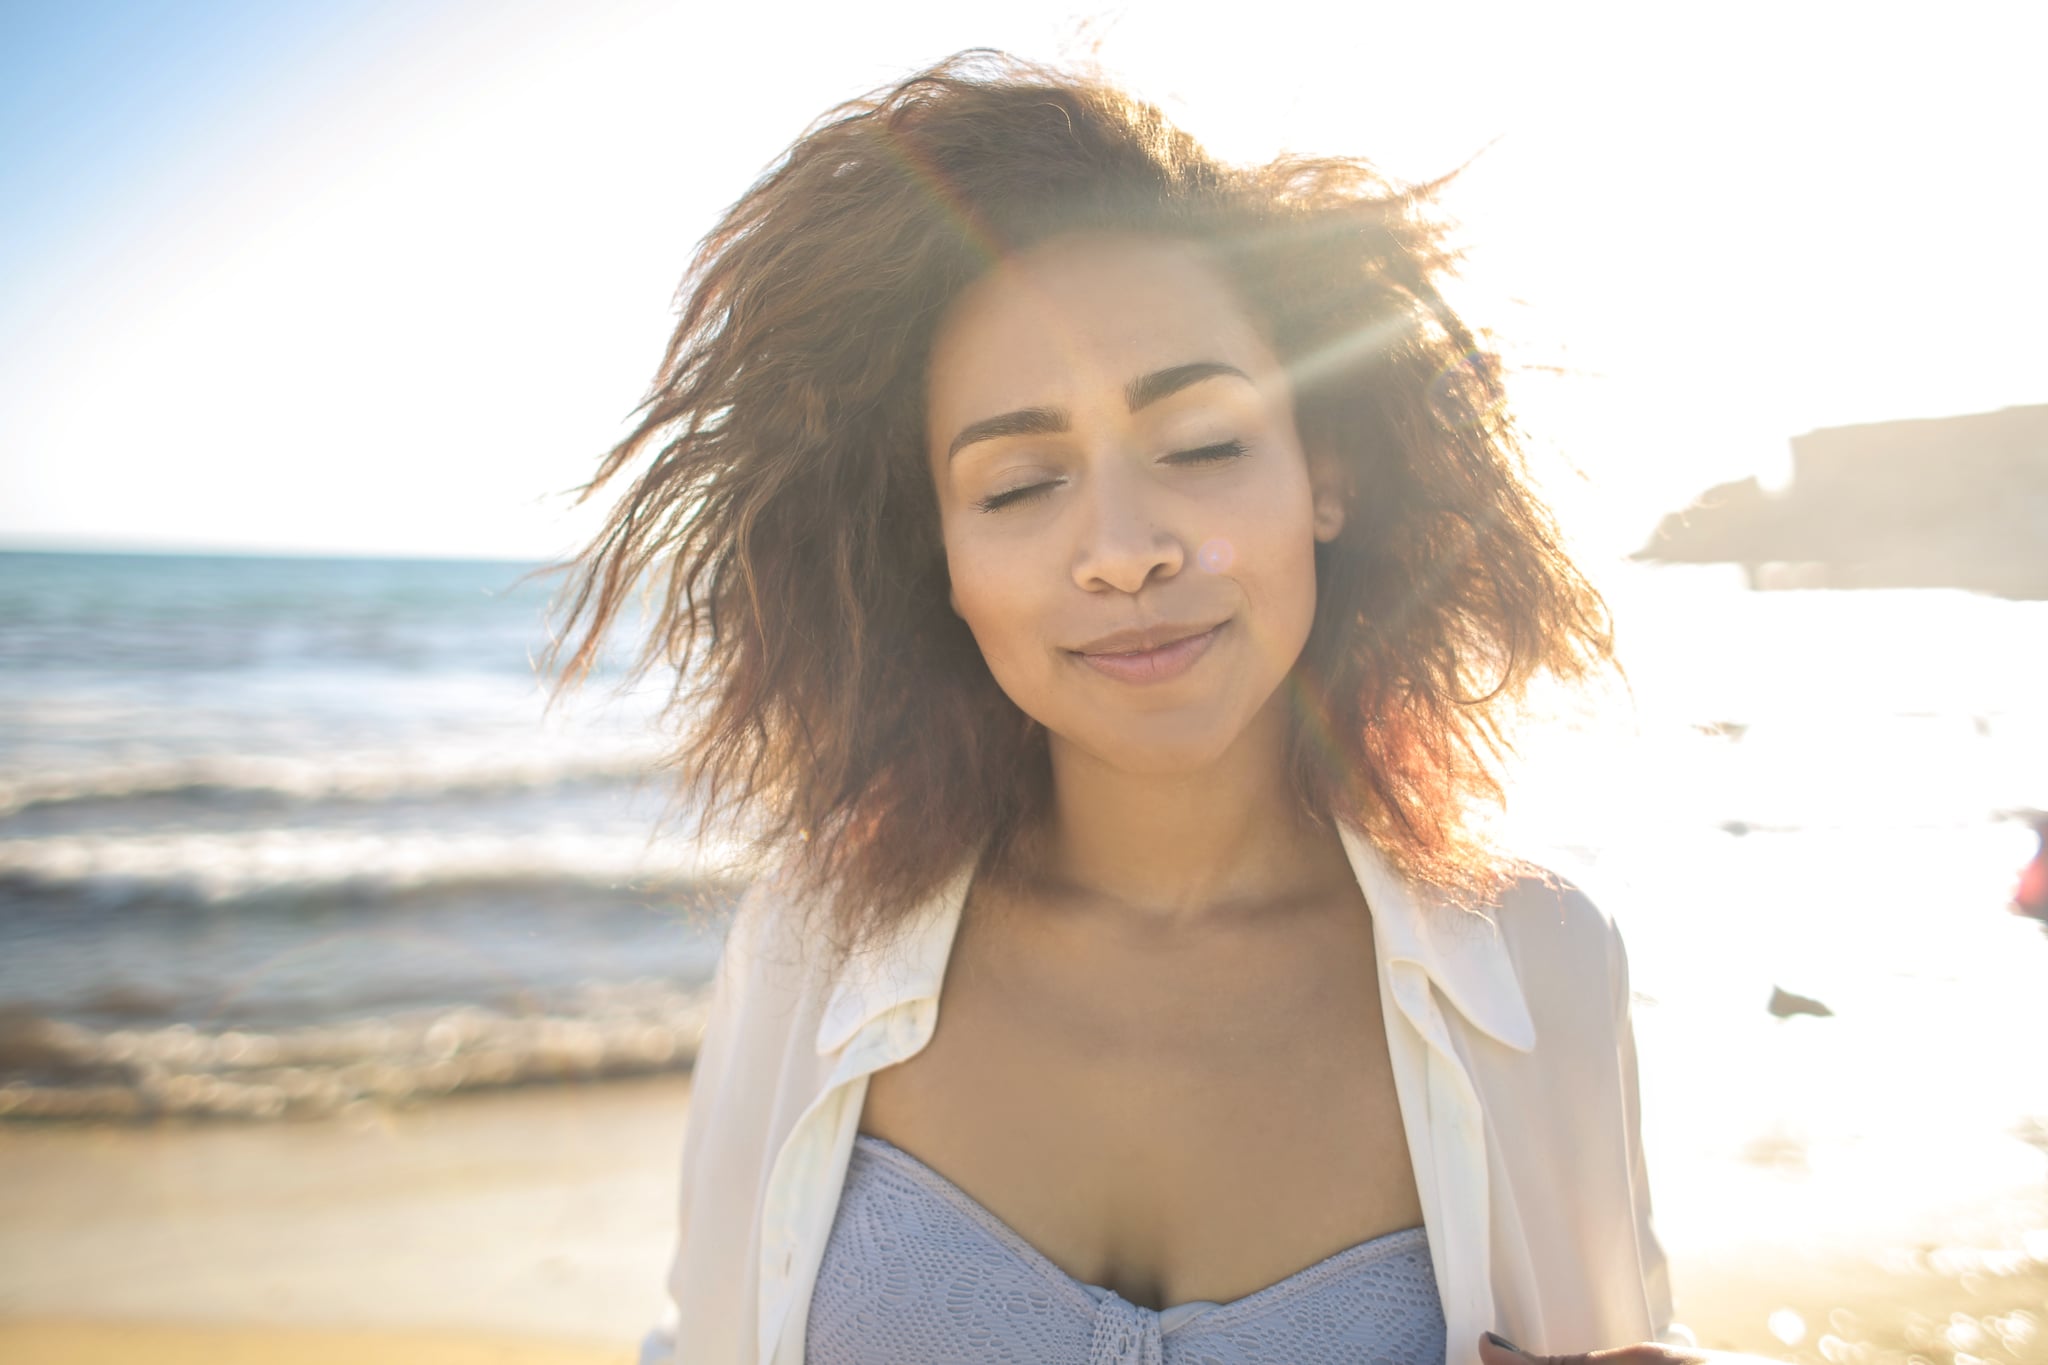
[1060,714,1248,777]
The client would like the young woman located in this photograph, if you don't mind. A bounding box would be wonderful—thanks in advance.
[556,50,1711,1365]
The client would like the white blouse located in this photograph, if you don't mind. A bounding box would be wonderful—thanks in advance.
[639,822,1689,1365]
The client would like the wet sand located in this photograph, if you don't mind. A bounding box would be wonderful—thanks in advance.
[2,1071,2044,1365]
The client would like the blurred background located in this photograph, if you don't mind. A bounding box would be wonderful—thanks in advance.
[1,1,2044,1362]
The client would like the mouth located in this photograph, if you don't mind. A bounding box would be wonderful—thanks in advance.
[1069,620,1228,685]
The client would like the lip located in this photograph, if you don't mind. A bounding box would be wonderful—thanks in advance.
[1069,620,1228,685]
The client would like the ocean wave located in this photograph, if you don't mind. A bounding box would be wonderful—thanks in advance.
[0,864,743,925]
[0,825,748,906]
[0,746,667,821]
[0,980,714,1122]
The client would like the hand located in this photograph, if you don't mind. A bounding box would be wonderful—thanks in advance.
[1479,1331,1768,1365]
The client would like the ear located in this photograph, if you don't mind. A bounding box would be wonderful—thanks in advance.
[1308,449,1348,543]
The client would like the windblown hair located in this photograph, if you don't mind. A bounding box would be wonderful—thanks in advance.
[550,51,1614,947]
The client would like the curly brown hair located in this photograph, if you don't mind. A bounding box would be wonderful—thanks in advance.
[549,50,1614,947]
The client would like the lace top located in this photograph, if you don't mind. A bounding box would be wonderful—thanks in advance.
[805,1134,1447,1365]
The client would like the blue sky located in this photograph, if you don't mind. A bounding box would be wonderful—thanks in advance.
[3,0,2043,559]
[2,1,421,332]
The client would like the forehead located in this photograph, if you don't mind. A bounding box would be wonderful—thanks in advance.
[925,233,1281,439]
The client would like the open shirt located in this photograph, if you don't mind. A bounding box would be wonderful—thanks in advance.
[640,821,1685,1365]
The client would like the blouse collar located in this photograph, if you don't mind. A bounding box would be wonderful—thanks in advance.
[815,821,1536,1057]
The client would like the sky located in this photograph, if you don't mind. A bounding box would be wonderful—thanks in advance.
[1,0,2043,561]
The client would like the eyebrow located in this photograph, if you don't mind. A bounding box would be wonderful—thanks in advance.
[945,361,1253,462]
[1124,361,1250,413]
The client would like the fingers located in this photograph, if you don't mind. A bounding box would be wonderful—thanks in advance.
[1481,1331,1554,1365]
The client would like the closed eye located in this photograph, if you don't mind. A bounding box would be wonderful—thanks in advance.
[1168,439,1250,465]
[973,480,1060,513]
[971,441,1249,513]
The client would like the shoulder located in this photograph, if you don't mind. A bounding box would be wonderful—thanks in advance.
[687,864,847,1108]
[717,862,844,1004]
[1487,862,1633,1033]
[1491,863,1620,952]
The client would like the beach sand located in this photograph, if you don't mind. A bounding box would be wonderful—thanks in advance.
[0,1075,690,1364]
[1666,1189,2048,1365]
[0,1321,630,1364]
[3,1071,2044,1365]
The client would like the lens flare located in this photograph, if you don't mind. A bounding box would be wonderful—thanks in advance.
[1284,658,1364,808]
[1197,537,1235,572]
[1284,310,1414,395]
[874,120,1007,267]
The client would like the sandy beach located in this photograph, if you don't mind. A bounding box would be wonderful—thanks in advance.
[3,1065,2044,1365]
[0,1076,692,1364]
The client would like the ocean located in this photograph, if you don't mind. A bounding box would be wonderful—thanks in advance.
[1,547,2044,1220]
[0,550,736,1120]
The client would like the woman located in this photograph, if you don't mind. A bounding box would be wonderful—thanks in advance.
[556,51,1706,1365]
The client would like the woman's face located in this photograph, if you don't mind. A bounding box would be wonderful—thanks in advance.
[925,232,1345,776]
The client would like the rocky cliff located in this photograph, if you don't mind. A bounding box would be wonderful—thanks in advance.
[1636,404,2048,597]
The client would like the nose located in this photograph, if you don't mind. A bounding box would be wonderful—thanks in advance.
[1070,462,1185,594]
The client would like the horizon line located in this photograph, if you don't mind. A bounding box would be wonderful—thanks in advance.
[0,534,554,565]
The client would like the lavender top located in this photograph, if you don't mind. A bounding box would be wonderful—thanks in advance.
[805,1133,1447,1365]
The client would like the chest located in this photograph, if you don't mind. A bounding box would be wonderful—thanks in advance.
[857,890,1423,1310]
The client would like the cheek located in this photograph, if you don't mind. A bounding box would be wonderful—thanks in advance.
[1233,486,1323,618]
[1232,544,1320,678]
[945,539,1045,675]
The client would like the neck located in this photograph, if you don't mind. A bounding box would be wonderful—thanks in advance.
[1023,689,1348,922]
